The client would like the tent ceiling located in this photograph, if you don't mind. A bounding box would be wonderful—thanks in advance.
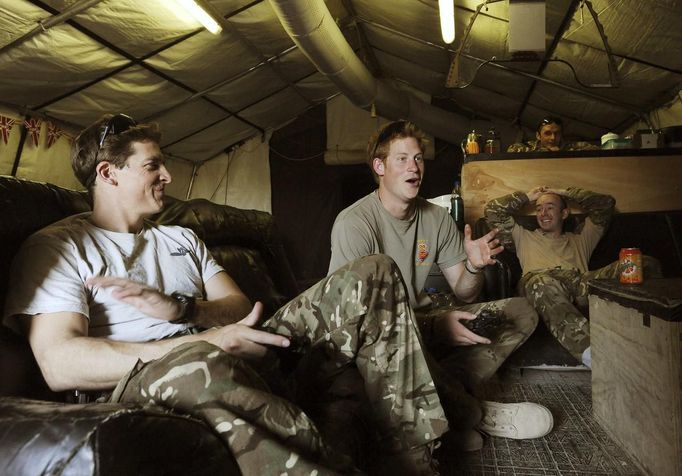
[1,0,680,162]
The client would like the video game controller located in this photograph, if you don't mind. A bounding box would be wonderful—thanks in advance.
[462,309,505,339]
[269,333,311,372]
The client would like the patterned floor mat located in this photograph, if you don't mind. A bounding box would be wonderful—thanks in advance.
[436,370,643,475]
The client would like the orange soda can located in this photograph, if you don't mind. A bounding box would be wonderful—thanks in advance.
[619,248,643,284]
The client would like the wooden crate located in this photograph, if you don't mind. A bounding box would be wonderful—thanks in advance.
[589,279,682,476]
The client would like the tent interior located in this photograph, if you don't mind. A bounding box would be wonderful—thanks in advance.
[1,0,681,473]
[2,0,681,284]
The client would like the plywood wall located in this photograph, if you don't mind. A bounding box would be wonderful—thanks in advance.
[461,154,682,224]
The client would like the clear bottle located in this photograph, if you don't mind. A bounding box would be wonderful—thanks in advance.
[484,127,501,154]
[450,180,464,232]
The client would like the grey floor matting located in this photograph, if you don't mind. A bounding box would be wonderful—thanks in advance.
[436,370,642,475]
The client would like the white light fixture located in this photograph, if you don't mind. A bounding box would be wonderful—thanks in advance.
[175,0,222,34]
[439,0,455,44]
[508,0,546,52]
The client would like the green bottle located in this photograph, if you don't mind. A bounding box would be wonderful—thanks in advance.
[450,180,464,232]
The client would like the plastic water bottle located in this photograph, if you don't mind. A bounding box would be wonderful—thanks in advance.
[450,181,464,232]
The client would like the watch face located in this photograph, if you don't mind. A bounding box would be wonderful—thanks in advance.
[170,292,195,324]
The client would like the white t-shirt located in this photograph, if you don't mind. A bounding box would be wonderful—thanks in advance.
[4,213,224,342]
[329,191,466,308]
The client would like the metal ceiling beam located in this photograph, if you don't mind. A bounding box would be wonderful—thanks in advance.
[373,46,610,132]
[212,11,315,109]
[143,45,300,122]
[161,69,321,150]
[560,38,682,76]
[612,82,682,133]
[25,0,264,135]
[340,0,383,78]
[513,0,582,123]
[357,16,643,114]
[0,0,103,57]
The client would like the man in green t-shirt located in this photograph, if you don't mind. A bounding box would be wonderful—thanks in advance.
[329,120,553,451]
[485,186,662,365]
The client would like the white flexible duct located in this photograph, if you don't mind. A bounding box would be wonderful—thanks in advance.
[268,0,469,143]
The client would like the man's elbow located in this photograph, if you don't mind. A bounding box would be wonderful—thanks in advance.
[35,350,76,392]
[454,289,478,304]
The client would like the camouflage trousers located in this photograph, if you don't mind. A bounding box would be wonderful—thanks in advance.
[519,256,663,361]
[109,255,448,475]
[417,297,538,431]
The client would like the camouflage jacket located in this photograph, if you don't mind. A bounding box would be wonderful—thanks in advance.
[484,188,616,252]
[506,139,599,153]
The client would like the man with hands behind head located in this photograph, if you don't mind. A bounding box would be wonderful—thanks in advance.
[4,114,450,476]
[329,120,553,451]
[485,185,661,365]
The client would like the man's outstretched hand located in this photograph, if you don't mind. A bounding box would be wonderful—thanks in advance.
[463,224,504,269]
[204,302,291,359]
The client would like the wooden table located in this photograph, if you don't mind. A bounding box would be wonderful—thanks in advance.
[588,278,682,476]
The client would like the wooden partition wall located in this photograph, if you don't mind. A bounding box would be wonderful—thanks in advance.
[460,150,682,224]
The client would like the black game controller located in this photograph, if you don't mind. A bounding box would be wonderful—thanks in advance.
[462,309,505,339]
[269,333,311,373]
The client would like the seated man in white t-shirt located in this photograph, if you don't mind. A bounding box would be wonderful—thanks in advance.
[329,120,553,450]
[4,114,450,475]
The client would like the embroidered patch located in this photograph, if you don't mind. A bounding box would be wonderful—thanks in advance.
[417,240,429,262]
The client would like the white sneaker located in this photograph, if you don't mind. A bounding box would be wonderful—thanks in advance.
[582,346,592,368]
[478,401,554,439]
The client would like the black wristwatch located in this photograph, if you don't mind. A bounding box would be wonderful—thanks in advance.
[169,292,196,324]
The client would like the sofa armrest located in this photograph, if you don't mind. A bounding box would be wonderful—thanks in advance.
[473,218,521,300]
[0,397,239,476]
[482,258,514,301]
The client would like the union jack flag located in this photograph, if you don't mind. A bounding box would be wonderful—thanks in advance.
[0,115,16,145]
[46,122,64,149]
[24,118,42,147]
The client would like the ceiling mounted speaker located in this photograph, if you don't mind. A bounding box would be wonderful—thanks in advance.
[508,0,546,52]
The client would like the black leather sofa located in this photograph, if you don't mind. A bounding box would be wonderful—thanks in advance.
[0,175,304,475]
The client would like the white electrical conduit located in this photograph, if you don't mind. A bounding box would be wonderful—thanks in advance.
[268,0,469,143]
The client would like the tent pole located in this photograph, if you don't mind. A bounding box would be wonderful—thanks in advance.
[0,0,103,57]
[186,163,199,200]
[10,125,28,177]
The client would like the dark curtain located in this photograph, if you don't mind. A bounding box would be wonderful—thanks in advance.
[270,106,463,288]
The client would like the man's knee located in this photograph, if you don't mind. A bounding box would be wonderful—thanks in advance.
[505,297,539,330]
[342,254,399,275]
[523,273,570,305]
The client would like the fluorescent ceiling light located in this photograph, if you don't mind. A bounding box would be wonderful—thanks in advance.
[175,0,222,34]
[439,0,455,44]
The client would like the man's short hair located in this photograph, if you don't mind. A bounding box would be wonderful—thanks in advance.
[366,120,427,182]
[71,114,161,191]
[536,116,563,133]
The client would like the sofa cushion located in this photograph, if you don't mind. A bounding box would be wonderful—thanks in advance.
[0,398,238,476]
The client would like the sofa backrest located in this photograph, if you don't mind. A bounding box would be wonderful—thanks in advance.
[0,175,298,398]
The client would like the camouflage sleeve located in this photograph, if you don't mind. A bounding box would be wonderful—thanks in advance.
[565,141,600,151]
[506,142,531,153]
[484,191,529,251]
[564,187,616,228]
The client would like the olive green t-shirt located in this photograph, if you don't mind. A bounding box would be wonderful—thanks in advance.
[511,220,605,274]
[329,191,466,308]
